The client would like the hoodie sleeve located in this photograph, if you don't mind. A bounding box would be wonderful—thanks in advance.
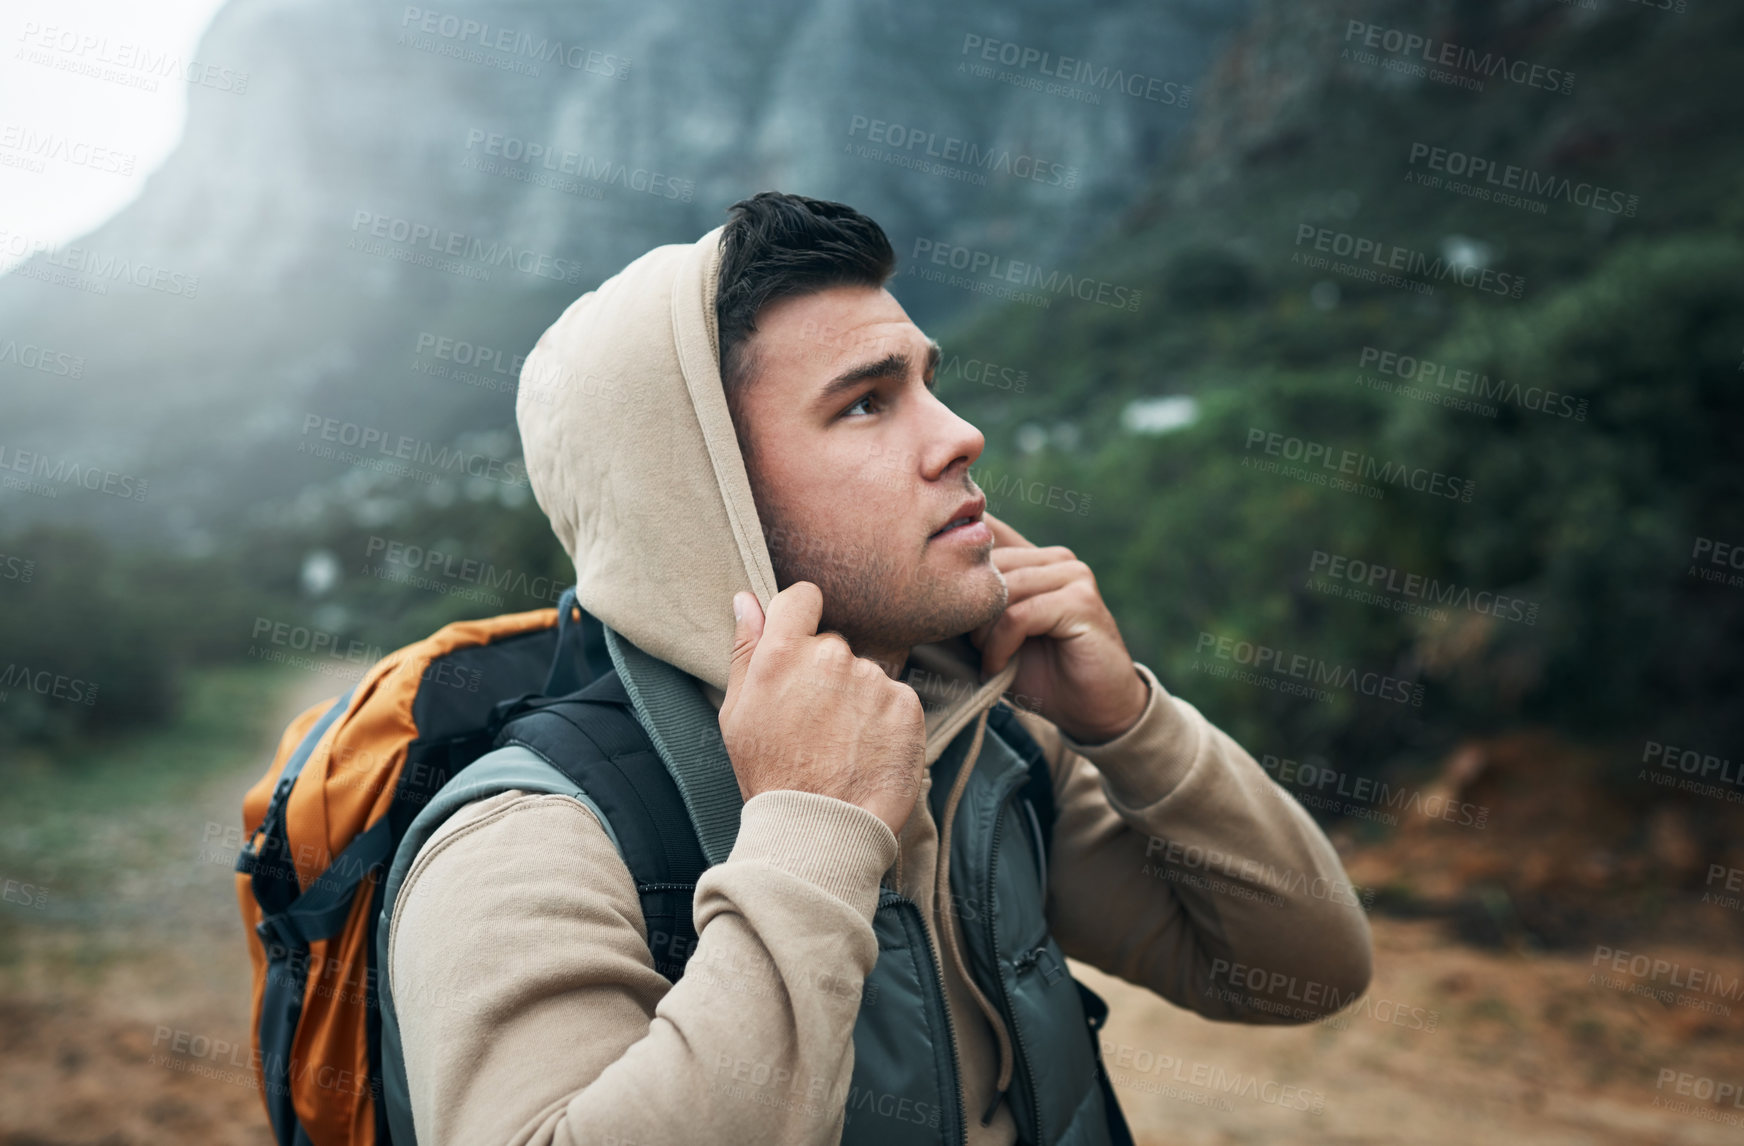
[1012,662,1373,1023]
[387,786,898,1146]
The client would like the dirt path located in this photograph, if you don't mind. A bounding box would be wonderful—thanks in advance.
[1083,916,1744,1145]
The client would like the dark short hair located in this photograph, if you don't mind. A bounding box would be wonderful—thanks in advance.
[715,191,895,456]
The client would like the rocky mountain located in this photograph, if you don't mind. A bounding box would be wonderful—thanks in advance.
[0,0,1249,543]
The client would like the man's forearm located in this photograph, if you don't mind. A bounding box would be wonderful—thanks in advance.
[390,788,897,1146]
[1020,662,1374,1022]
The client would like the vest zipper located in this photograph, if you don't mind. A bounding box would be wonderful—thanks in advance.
[885,886,969,1144]
[913,889,968,1146]
[985,788,1046,1142]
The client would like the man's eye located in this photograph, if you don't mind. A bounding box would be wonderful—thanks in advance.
[844,392,878,417]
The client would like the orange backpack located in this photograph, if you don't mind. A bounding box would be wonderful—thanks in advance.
[233,592,605,1145]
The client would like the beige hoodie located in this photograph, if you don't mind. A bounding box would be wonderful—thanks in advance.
[387,223,1374,1146]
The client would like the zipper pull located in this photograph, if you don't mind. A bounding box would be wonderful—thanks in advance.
[980,1084,1008,1126]
[1015,944,1063,984]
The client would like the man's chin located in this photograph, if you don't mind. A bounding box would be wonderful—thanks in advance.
[916,566,1009,645]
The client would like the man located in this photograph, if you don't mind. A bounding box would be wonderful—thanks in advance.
[386,191,1372,1145]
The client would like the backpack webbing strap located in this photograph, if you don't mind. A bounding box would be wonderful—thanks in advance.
[495,669,709,979]
[376,733,636,1146]
[236,688,354,883]
[603,624,744,866]
[500,671,706,889]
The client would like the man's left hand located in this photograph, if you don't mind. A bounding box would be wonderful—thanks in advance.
[969,511,1150,745]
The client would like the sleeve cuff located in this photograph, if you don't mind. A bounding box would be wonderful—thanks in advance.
[726,790,900,922]
[1056,662,1202,809]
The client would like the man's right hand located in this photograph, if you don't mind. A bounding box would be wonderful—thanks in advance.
[720,583,926,836]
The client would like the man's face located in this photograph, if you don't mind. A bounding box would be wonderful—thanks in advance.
[732,284,1007,668]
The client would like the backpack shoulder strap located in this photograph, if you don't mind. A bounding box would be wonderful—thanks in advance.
[495,670,710,977]
[376,668,706,1146]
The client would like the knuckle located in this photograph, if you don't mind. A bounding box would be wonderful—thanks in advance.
[815,632,853,661]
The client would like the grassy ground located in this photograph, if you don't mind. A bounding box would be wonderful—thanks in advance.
[0,664,342,1146]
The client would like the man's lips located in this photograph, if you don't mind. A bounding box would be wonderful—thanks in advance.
[929,519,994,545]
[928,494,989,542]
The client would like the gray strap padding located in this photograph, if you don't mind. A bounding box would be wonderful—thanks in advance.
[376,744,620,1146]
[603,624,744,866]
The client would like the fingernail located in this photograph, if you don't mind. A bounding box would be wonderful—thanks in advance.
[733,593,744,621]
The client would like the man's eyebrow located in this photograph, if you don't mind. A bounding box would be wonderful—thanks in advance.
[813,338,942,410]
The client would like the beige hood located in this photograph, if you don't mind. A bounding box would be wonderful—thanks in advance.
[516,223,1018,762]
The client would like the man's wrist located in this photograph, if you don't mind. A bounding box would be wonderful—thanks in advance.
[1058,665,1153,746]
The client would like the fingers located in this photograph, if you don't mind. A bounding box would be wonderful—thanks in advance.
[990,560,1088,609]
[991,544,1077,572]
[978,597,1056,676]
[763,580,825,645]
[982,509,1034,549]
[725,590,767,699]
